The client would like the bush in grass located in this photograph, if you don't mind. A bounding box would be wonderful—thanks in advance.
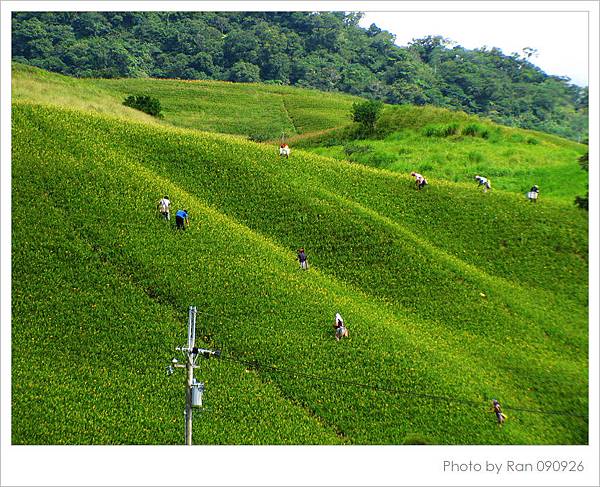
[364,151,396,168]
[351,99,383,133]
[575,193,588,210]
[423,123,459,137]
[468,151,484,163]
[575,151,588,210]
[526,137,539,145]
[344,142,372,157]
[123,94,163,118]
[462,123,489,139]
[248,132,271,143]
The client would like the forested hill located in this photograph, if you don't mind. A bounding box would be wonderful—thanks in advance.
[12,11,588,140]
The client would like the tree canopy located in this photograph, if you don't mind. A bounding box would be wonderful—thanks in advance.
[12,11,588,140]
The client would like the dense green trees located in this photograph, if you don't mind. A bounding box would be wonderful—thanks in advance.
[12,11,587,140]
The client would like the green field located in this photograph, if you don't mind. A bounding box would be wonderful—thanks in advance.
[301,105,587,203]
[11,65,588,445]
[12,62,358,139]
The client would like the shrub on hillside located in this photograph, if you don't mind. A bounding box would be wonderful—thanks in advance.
[344,142,372,157]
[575,151,588,210]
[462,123,490,138]
[351,99,383,133]
[467,151,484,163]
[122,94,163,118]
[575,193,588,210]
[422,123,459,137]
[248,132,271,143]
[364,151,396,168]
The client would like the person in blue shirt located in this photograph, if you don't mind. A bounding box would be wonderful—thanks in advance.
[175,209,189,230]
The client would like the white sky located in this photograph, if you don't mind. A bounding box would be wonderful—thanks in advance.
[359,11,589,87]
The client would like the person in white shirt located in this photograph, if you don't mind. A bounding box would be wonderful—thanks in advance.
[527,184,539,203]
[157,195,171,220]
[333,312,349,341]
[411,172,428,190]
[475,175,491,193]
[279,143,290,158]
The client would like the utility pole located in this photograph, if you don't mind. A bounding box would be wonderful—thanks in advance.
[167,306,220,446]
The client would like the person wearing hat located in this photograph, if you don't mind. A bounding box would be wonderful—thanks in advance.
[527,185,540,203]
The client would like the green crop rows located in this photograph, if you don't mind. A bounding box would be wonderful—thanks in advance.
[12,95,587,445]
[306,105,587,203]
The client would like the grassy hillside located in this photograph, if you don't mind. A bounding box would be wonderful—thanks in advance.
[12,62,358,139]
[13,62,586,202]
[12,100,588,445]
[302,105,588,203]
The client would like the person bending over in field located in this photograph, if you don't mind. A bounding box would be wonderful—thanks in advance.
[333,312,349,341]
[410,172,428,190]
[175,209,189,230]
[490,399,507,426]
[297,247,309,270]
[157,195,171,221]
[279,143,290,158]
[527,184,539,203]
[475,175,491,193]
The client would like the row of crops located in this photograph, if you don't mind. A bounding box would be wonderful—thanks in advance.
[12,102,588,444]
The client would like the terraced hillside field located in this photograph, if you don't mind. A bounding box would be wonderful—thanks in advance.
[12,98,588,445]
[300,104,588,203]
[12,62,358,139]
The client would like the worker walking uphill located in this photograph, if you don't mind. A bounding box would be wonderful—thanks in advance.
[157,195,171,220]
[297,247,309,270]
[475,175,491,193]
[333,312,349,341]
[175,209,189,230]
[527,185,540,203]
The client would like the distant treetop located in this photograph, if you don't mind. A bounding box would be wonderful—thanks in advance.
[11,11,588,141]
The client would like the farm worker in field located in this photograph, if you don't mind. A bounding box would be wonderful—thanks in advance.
[490,399,507,425]
[410,172,428,190]
[475,175,491,193]
[527,184,539,203]
[279,143,290,158]
[333,312,349,341]
[157,195,171,220]
[297,247,309,270]
[175,209,189,230]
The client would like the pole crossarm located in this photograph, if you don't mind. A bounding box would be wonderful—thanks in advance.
[168,306,221,445]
